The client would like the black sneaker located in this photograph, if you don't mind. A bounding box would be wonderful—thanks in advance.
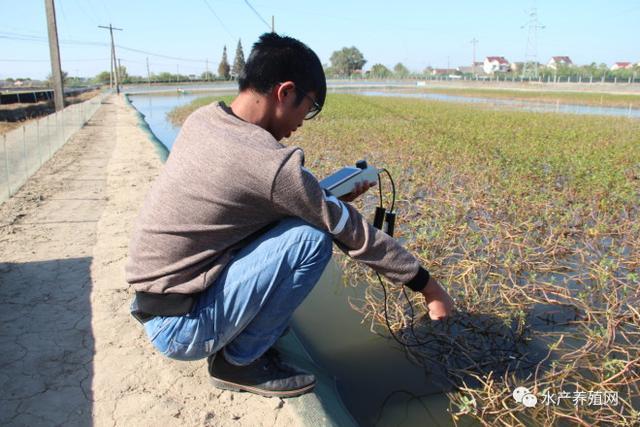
[207,348,316,398]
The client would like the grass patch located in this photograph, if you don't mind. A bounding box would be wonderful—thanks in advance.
[167,95,234,126]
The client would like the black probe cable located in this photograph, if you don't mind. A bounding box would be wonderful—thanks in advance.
[376,168,437,348]
[380,168,395,213]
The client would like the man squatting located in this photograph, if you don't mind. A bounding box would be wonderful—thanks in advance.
[126,33,454,398]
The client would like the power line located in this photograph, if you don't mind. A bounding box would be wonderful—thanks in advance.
[0,31,105,46]
[243,0,271,30]
[56,0,69,30]
[98,0,112,22]
[84,0,106,23]
[201,0,235,40]
[0,58,107,62]
[116,45,207,63]
[72,0,99,26]
[0,31,208,64]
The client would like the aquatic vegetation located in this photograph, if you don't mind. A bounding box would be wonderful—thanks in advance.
[171,93,640,426]
[301,94,640,426]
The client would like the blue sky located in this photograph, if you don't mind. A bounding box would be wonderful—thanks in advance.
[1,0,638,79]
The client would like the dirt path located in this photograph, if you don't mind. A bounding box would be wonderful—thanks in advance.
[0,95,301,426]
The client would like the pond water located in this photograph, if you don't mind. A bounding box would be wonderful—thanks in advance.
[350,90,640,118]
[129,93,205,150]
[126,92,605,426]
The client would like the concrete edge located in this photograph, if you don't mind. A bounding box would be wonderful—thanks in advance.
[275,332,358,427]
[123,94,169,163]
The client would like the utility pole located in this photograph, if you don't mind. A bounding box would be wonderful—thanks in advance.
[470,37,479,75]
[271,15,275,32]
[111,36,119,92]
[205,59,209,81]
[98,24,123,94]
[44,0,64,111]
[176,64,179,82]
[108,45,113,90]
[146,57,151,87]
[521,2,545,78]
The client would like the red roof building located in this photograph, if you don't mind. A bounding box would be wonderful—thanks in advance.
[611,62,633,70]
[483,56,510,74]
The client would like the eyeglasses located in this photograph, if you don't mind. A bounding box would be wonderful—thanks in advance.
[297,87,322,120]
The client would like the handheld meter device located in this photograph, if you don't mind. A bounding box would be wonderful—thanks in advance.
[319,160,379,198]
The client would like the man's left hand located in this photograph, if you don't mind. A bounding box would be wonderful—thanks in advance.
[338,180,376,203]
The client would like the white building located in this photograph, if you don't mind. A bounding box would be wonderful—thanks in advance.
[483,56,510,74]
[611,62,634,71]
[547,56,573,70]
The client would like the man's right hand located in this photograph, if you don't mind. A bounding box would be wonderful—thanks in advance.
[421,276,455,320]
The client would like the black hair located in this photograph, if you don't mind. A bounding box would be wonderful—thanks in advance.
[238,33,326,109]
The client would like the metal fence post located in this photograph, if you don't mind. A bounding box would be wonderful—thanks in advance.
[37,119,42,166]
[22,126,28,181]
[3,133,10,198]
[46,114,52,158]
[60,109,64,148]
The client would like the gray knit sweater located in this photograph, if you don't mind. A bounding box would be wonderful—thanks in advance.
[126,102,428,315]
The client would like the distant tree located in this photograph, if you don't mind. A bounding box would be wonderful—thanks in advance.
[370,64,391,79]
[95,71,111,85]
[201,70,215,81]
[329,47,366,77]
[6,77,15,83]
[116,65,129,83]
[218,46,231,80]
[323,65,336,78]
[232,39,245,78]
[125,75,144,84]
[156,72,175,82]
[66,76,84,87]
[554,63,574,78]
[611,66,635,81]
[393,63,410,78]
[45,70,68,87]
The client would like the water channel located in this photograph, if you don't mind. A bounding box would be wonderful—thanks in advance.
[127,90,629,426]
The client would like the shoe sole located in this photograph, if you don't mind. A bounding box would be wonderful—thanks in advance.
[209,377,315,398]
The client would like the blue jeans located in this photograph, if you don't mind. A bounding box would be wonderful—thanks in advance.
[141,217,332,364]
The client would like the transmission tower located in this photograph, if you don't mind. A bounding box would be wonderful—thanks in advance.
[521,4,545,78]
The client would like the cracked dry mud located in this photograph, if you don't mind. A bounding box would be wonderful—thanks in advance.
[0,95,301,427]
